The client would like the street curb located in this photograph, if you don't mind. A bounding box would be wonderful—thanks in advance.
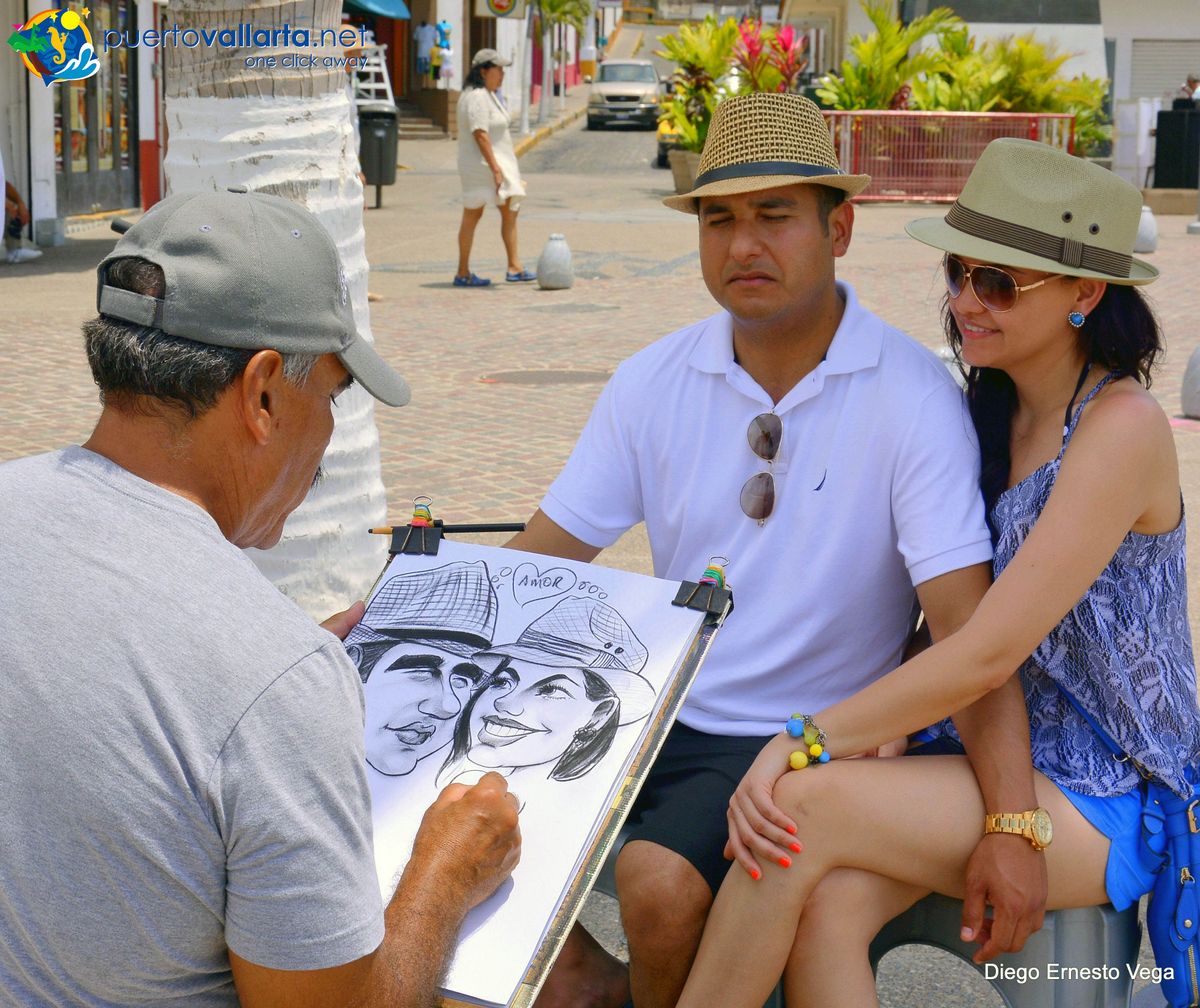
[513,105,587,158]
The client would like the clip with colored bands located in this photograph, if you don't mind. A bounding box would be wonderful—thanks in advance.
[786,713,830,770]
[673,556,734,623]
[391,496,445,556]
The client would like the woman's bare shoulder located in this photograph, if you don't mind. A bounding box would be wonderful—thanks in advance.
[1079,375,1171,448]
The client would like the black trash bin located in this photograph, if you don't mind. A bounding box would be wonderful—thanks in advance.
[359,102,399,207]
[1154,109,1200,189]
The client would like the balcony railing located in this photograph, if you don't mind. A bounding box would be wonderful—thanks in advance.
[822,110,1076,202]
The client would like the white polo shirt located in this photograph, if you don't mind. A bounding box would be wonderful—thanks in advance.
[542,283,993,735]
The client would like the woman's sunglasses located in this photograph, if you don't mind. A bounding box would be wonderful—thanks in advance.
[740,412,782,523]
[944,255,1063,313]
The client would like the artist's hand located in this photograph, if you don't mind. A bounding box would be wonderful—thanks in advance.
[320,600,365,640]
[960,833,1047,963]
[724,734,801,879]
[411,772,522,911]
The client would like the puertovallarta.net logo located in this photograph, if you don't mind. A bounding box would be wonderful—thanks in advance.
[7,6,99,85]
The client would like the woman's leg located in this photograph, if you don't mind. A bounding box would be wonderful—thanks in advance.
[677,755,1110,1008]
[457,205,485,278]
[499,201,523,274]
[785,868,928,1008]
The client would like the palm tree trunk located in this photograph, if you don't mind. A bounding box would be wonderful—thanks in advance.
[539,12,551,122]
[557,22,565,111]
[164,0,390,619]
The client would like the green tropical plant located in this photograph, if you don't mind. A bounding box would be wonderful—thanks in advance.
[540,0,587,33]
[656,17,810,153]
[912,30,1110,154]
[908,26,1005,111]
[655,16,739,152]
[656,15,739,89]
[815,2,962,110]
[819,3,1112,155]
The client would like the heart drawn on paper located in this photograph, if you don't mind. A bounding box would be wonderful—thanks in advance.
[512,563,578,606]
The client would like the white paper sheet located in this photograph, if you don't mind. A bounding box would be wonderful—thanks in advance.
[346,540,704,1007]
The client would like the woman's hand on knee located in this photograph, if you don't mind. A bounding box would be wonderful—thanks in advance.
[724,736,802,879]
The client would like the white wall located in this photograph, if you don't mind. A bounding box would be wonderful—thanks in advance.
[495,13,528,118]
[1102,0,1200,102]
[437,0,466,89]
[28,56,56,239]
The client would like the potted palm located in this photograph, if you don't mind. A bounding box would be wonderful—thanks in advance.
[656,17,736,193]
[657,17,810,194]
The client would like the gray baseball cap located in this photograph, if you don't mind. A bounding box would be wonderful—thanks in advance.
[471,47,511,67]
[96,188,410,406]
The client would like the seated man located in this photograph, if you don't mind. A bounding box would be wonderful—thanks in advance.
[0,189,520,1007]
[514,93,1047,1008]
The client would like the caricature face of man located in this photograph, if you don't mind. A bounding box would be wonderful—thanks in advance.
[363,641,482,776]
[467,658,616,772]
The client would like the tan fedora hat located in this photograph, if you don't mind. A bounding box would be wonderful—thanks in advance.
[662,92,871,213]
[906,137,1157,285]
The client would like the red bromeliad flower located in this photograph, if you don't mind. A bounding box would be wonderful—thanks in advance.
[768,24,808,93]
[733,18,771,92]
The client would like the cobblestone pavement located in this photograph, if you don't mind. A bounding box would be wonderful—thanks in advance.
[3,107,1198,1007]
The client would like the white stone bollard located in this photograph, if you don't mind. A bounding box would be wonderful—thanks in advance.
[1134,205,1158,254]
[1183,347,1200,419]
[537,233,574,290]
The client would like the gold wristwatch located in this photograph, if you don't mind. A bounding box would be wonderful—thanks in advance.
[984,807,1054,851]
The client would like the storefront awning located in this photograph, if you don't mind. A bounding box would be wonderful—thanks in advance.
[344,0,410,19]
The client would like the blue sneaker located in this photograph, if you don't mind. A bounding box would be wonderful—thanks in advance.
[453,273,491,287]
[505,269,537,283]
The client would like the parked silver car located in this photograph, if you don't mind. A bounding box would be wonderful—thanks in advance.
[586,59,662,130]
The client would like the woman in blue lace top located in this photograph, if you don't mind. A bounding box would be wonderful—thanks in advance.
[676,138,1199,1008]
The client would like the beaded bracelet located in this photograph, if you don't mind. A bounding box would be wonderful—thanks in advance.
[785,713,831,770]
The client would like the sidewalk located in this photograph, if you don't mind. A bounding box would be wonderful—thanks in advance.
[4,134,1200,615]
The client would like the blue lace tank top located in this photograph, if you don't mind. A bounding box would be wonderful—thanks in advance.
[929,374,1200,799]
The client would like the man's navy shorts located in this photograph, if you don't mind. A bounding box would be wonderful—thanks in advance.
[621,722,774,895]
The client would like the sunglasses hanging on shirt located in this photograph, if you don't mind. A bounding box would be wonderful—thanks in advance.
[741,412,782,524]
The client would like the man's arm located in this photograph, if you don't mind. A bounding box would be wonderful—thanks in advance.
[229,773,521,1008]
[916,563,1046,964]
[507,508,602,563]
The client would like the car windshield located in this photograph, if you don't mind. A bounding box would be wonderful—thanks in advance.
[598,64,657,83]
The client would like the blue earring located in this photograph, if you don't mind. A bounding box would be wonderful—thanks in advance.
[1068,311,1086,329]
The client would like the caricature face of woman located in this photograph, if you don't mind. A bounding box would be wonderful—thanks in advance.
[467,659,616,772]
[362,641,481,776]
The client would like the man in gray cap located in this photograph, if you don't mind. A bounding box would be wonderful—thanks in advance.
[0,189,520,1007]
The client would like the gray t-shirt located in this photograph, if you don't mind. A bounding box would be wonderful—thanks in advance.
[0,447,384,1006]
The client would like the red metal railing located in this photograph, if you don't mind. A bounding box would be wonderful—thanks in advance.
[821,110,1076,202]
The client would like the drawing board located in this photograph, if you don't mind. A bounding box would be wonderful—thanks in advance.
[344,539,709,1007]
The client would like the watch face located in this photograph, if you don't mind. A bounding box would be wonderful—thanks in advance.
[1032,807,1053,848]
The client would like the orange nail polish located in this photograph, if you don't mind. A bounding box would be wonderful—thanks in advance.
[750,868,761,880]
[779,856,792,868]
[786,824,797,835]
[789,842,802,853]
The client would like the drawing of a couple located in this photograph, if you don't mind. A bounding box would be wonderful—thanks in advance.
[345,561,656,786]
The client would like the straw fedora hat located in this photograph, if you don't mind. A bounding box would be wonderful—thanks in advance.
[906,137,1157,285]
[662,92,871,213]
